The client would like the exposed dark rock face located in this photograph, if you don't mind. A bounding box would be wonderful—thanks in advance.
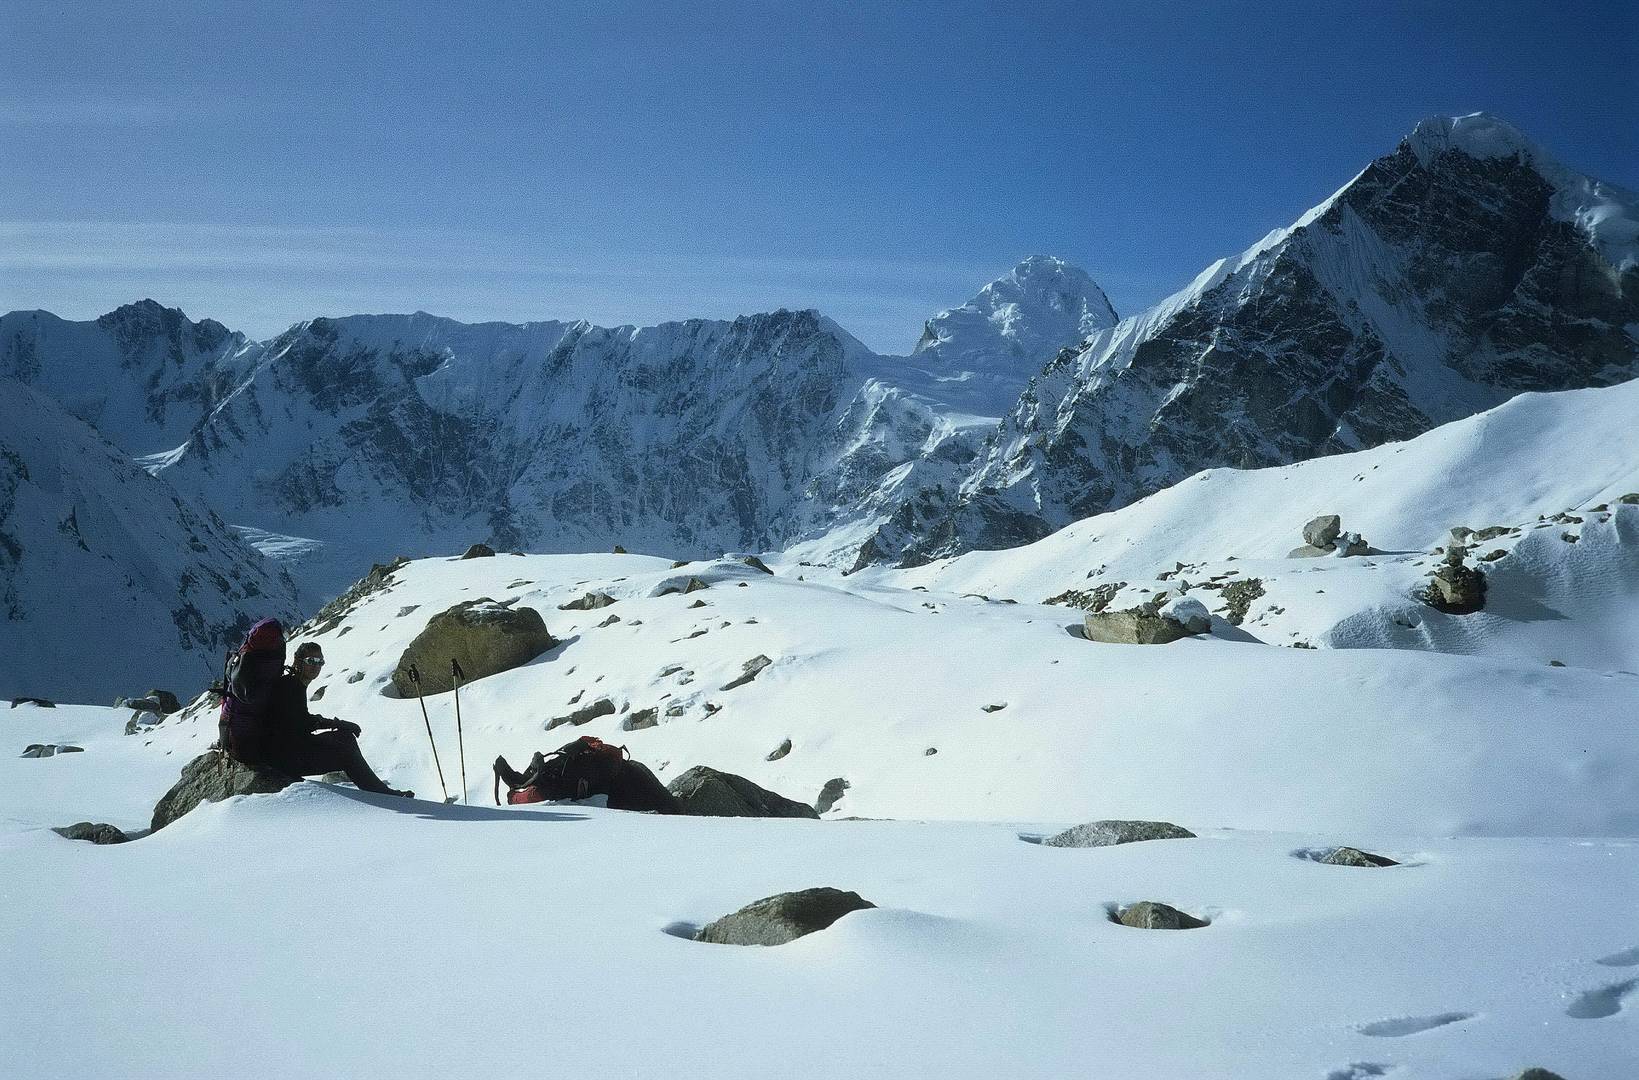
[145,690,182,714]
[150,750,297,831]
[391,599,555,696]
[460,543,495,559]
[695,888,876,946]
[870,116,1639,566]
[667,766,819,818]
[1043,820,1196,848]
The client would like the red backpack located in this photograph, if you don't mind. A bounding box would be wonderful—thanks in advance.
[216,618,287,749]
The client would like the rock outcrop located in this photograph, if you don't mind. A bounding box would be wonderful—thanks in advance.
[1113,902,1209,930]
[1042,820,1196,848]
[816,777,850,815]
[719,654,773,691]
[391,599,556,696]
[1082,609,1198,645]
[150,750,297,831]
[1422,547,1486,614]
[544,697,616,730]
[52,822,131,845]
[695,888,876,946]
[667,766,819,818]
[558,591,616,611]
[1318,846,1399,867]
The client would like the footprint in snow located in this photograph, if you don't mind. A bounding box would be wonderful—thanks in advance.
[1356,1011,1475,1037]
[1595,945,1639,967]
[1565,977,1638,1019]
[1324,1065,1393,1080]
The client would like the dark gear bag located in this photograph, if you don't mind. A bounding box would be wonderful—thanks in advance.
[493,736,675,812]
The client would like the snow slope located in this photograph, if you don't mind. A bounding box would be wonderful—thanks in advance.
[3,637,1637,1078]
[872,380,1639,669]
[52,549,1637,836]
[0,377,303,703]
[3,770,1635,1079]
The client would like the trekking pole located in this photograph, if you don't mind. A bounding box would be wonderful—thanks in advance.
[451,658,469,806]
[408,664,451,803]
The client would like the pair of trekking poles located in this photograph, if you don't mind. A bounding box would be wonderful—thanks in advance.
[407,659,468,805]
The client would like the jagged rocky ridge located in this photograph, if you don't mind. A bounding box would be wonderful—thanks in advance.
[867,113,1639,565]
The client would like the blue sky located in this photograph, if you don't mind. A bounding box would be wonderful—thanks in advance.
[3,0,1634,352]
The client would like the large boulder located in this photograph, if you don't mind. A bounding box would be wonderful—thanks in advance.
[391,599,556,696]
[52,822,131,845]
[1113,901,1209,930]
[1042,819,1196,848]
[1302,515,1342,549]
[9,697,55,708]
[460,543,495,559]
[695,888,875,946]
[150,751,297,831]
[115,696,164,712]
[1083,609,1197,645]
[667,766,819,818]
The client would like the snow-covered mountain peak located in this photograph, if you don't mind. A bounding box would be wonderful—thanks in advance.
[913,255,1117,364]
[1404,112,1543,166]
[1403,112,1638,270]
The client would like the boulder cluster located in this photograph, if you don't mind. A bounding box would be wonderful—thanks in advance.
[1421,545,1486,615]
[1289,514,1370,558]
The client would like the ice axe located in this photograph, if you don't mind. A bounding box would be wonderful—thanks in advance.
[407,663,452,803]
[451,657,469,806]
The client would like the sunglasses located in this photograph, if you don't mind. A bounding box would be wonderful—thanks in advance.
[301,657,325,668]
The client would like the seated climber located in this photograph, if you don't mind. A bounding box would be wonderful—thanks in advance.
[224,638,411,798]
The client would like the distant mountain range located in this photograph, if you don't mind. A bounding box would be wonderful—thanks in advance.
[2,113,1635,697]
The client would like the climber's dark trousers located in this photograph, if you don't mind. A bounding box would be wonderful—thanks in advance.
[258,730,394,795]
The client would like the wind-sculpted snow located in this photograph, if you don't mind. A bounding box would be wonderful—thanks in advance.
[0,377,302,702]
[876,113,1639,565]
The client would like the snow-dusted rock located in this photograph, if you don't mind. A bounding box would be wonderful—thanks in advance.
[544,697,616,731]
[1114,901,1209,930]
[1318,846,1399,868]
[1159,596,1211,633]
[1082,609,1197,645]
[1042,820,1196,848]
[695,887,875,946]
[52,822,131,845]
